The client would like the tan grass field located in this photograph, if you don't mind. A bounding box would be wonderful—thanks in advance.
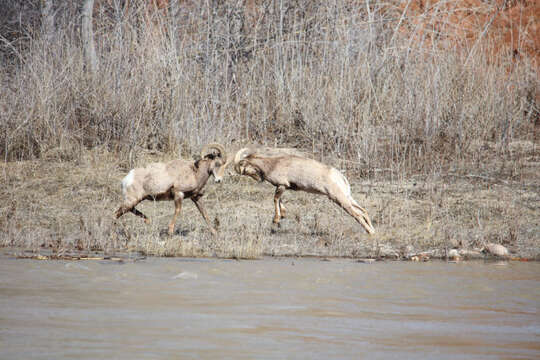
[1,144,538,260]
[1,1,538,260]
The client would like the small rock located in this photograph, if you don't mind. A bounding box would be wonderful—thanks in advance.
[484,243,509,257]
[410,253,430,262]
[448,249,460,261]
[458,249,484,259]
[357,258,376,264]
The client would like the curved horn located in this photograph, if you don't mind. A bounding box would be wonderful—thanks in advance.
[233,147,256,174]
[201,143,227,160]
[233,147,252,164]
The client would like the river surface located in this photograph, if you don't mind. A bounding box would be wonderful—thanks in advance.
[1,255,539,359]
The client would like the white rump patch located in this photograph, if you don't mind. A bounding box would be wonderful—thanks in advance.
[121,169,135,196]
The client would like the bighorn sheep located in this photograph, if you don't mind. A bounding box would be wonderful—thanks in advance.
[115,144,228,235]
[233,146,375,234]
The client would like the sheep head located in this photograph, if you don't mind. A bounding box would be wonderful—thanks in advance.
[201,143,228,183]
[233,147,255,174]
[233,145,305,175]
[237,159,264,182]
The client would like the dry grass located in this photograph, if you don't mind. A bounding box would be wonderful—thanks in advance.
[0,1,538,259]
[1,146,538,259]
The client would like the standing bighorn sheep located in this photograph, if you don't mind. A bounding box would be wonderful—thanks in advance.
[115,144,228,235]
[233,146,375,234]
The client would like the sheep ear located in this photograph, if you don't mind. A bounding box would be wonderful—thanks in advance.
[194,159,201,169]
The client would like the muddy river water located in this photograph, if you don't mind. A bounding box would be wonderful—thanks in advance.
[1,255,538,359]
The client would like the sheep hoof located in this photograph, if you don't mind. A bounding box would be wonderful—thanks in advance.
[270,222,281,233]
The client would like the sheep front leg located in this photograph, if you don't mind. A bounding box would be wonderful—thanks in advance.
[191,195,217,236]
[169,193,184,235]
[273,185,286,225]
[279,200,286,219]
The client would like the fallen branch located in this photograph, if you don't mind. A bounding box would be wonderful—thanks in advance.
[14,254,125,261]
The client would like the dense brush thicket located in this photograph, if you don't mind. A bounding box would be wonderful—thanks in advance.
[1,0,537,175]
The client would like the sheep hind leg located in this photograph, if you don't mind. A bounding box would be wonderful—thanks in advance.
[114,206,127,219]
[115,202,150,224]
[352,208,375,234]
[168,195,183,235]
[331,195,375,235]
[351,200,375,234]
[343,205,374,234]
[131,208,151,224]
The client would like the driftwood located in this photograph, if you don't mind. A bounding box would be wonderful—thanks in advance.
[14,253,130,262]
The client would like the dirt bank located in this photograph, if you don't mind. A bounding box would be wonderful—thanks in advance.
[1,144,538,260]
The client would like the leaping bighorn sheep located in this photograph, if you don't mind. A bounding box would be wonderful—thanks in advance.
[115,144,228,235]
[233,145,375,234]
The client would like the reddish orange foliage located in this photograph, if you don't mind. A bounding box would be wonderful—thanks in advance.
[400,0,539,66]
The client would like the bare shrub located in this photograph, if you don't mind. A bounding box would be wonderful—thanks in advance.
[0,0,536,174]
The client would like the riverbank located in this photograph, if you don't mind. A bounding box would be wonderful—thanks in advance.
[1,145,538,260]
